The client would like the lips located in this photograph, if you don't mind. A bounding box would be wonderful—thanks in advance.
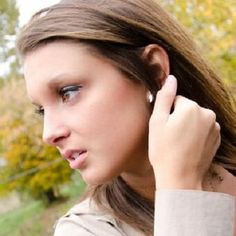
[61,149,87,169]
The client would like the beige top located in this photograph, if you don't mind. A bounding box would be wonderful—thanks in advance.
[54,190,235,236]
[54,166,236,236]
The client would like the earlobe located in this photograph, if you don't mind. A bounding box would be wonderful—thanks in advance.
[141,44,170,86]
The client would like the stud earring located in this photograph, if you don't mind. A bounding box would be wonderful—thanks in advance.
[147,91,154,103]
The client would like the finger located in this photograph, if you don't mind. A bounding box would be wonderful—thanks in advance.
[172,95,199,114]
[208,122,221,162]
[211,122,221,147]
[215,128,221,149]
[203,108,218,135]
[211,131,221,162]
[153,75,177,122]
[215,122,221,132]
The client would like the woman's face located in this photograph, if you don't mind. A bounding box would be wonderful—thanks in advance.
[24,41,151,184]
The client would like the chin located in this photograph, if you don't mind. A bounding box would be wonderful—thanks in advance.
[81,169,118,185]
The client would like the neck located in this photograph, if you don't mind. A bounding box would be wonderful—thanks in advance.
[121,165,156,202]
[204,163,236,196]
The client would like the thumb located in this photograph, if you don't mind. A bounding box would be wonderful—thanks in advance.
[152,75,177,122]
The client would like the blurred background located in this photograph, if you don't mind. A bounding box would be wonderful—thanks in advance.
[0,0,235,235]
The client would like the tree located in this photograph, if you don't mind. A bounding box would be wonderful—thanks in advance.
[0,0,20,81]
[0,0,75,204]
[160,0,236,86]
[0,79,73,203]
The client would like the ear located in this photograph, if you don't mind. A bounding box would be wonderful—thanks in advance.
[141,44,170,86]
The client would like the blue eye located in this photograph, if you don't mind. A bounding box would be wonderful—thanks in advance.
[59,85,82,103]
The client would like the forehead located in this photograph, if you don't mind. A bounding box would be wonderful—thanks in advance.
[23,41,103,97]
[23,40,133,105]
[24,41,92,80]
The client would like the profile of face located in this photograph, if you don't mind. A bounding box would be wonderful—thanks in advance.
[23,41,152,184]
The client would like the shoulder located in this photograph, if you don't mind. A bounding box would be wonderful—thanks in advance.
[53,199,126,236]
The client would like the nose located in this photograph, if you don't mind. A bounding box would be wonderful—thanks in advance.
[42,112,70,146]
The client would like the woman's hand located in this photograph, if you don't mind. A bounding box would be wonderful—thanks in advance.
[148,75,221,190]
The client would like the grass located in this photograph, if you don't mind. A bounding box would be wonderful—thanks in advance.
[0,177,86,236]
[0,201,44,236]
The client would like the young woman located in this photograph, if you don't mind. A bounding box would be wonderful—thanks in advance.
[16,0,236,235]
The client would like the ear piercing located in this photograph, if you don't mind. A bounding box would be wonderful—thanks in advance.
[147,91,154,103]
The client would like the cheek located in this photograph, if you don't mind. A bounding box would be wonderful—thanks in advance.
[66,79,150,161]
[80,103,149,184]
[84,90,150,157]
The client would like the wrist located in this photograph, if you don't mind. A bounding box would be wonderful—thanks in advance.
[155,177,203,191]
[156,183,203,191]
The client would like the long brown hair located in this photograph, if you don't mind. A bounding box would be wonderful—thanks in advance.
[17,0,236,234]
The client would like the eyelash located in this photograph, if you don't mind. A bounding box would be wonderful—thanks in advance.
[35,106,44,116]
[34,85,82,116]
[59,85,82,103]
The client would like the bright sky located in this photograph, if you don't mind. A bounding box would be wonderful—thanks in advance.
[17,0,60,26]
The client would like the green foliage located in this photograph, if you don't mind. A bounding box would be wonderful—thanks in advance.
[0,0,20,79]
[160,0,236,85]
[0,0,18,35]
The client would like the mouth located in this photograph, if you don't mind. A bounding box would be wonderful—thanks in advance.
[62,149,87,169]
[70,150,86,160]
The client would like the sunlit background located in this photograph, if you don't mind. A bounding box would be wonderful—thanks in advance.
[17,0,60,26]
[0,0,235,235]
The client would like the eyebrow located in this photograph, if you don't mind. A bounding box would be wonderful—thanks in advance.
[30,73,82,106]
[47,73,80,88]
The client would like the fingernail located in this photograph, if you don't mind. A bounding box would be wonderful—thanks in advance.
[162,75,177,93]
[165,75,176,85]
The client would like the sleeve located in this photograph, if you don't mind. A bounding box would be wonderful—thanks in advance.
[154,190,235,236]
